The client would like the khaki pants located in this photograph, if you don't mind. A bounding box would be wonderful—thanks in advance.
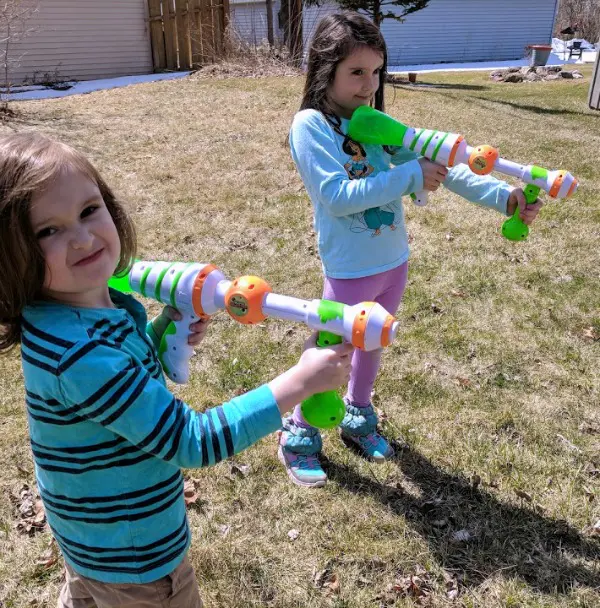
[58,556,203,608]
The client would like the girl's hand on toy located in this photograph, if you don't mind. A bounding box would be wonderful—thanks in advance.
[507,189,543,225]
[161,306,210,346]
[418,158,448,192]
[296,333,353,394]
[268,333,353,414]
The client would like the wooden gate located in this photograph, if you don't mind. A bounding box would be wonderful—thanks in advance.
[147,0,230,71]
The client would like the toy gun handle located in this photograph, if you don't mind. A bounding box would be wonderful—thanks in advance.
[299,331,347,429]
[410,191,429,206]
[501,184,540,242]
[159,312,203,384]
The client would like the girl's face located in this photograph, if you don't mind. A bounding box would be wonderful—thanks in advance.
[348,141,362,156]
[327,45,384,119]
[29,167,121,308]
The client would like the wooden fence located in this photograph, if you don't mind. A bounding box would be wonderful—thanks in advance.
[147,0,230,71]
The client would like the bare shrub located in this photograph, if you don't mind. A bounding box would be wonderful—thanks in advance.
[190,24,301,79]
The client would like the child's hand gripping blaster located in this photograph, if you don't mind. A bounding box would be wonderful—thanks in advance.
[109,260,399,429]
[347,105,578,241]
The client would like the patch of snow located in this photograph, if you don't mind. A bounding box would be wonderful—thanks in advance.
[4,71,191,101]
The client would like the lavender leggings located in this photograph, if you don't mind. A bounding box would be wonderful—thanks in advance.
[293,262,408,429]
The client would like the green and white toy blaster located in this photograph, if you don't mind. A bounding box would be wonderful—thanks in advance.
[348,105,578,241]
[109,260,399,429]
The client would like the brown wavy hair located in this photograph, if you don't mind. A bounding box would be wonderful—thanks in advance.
[0,132,136,352]
[300,11,388,136]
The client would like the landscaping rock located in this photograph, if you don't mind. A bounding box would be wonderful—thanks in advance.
[505,73,525,83]
[491,65,585,83]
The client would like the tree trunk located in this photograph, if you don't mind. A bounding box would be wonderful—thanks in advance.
[266,0,274,46]
[288,0,303,66]
[373,0,382,28]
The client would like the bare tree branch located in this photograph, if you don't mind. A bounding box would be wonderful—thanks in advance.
[0,0,38,109]
[555,0,600,44]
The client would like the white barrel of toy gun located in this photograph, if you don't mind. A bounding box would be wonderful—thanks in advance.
[261,294,399,351]
[165,263,231,383]
[151,262,199,384]
[493,160,577,199]
[402,126,429,207]
[344,302,399,351]
[129,261,226,384]
[128,261,194,384]
[261,292,308,322]
[409,131,472,207]
[261,294,352,342]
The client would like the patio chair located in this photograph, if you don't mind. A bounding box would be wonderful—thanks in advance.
[569,40,583,59]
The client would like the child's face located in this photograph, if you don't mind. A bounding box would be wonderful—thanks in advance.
[327,46,384,119]
[348,141,361,156]
[29,167,121,307]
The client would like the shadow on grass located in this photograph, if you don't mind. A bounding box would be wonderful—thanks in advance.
[469,96,600,118]
[389,81,489,91]
[323,444,600,595]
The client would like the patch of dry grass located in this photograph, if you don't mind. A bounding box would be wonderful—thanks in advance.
[0,65,598,607]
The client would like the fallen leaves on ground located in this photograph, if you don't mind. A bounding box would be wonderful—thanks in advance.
[313,568,341,596]
[11,485,46,535]
[183,478,200,507]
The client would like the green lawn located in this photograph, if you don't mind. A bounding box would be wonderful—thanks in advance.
[0,64,598,607]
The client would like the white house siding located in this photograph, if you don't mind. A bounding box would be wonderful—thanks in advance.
[303,0,559,66]
[230,0,284,46]
[3,0,152,84]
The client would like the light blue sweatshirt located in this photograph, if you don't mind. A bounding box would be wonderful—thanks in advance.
[289,109,513,279]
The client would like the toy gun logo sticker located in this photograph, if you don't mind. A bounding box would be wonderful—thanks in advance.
[229,294,249,318]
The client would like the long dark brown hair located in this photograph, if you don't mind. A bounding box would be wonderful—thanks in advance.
[300,11,388,136]
[0,132,136,351]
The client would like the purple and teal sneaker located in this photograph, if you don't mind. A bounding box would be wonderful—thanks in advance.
[339,400,394,462]
[277,416,326,488]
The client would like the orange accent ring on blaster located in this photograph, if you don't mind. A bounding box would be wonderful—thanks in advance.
[380,314,395,348]
[447,135,464,167]
[224,276,272,325]
[192,264,217,319]
[352,302,376,350]
[549,171,566,198]
[468,145,498,176]
[566,179,577,197]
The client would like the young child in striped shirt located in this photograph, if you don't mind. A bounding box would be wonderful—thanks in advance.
[0,132,352,608]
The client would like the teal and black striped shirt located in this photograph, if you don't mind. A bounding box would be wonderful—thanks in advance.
[21,289,282,584]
